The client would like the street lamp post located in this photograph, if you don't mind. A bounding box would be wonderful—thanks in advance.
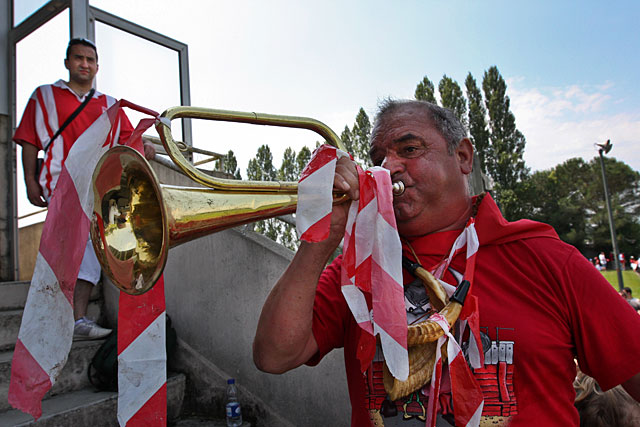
[596,140,624,291]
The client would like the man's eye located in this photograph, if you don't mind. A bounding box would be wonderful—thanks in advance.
[402,146,420,156]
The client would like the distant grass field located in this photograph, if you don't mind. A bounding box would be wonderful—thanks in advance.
[601,270,640,296]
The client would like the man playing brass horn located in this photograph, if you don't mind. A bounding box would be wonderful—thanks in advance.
[253,100,640,426]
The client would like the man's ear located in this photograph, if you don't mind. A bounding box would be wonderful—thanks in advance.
[64,58,69,71]
[456,138,474,175]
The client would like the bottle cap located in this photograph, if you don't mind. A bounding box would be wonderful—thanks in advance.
[227,378,235,384]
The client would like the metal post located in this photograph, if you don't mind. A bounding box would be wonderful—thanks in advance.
[1,0,19,281]
[597,145,624,291]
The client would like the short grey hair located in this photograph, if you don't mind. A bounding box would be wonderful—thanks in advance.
[371,99,467,156]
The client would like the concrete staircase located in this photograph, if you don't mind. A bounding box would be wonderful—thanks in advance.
[0,280,187,426]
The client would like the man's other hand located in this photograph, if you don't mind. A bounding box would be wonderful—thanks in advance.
[143,140,156,160]
[21,143,48,207]
[26,178,48,207]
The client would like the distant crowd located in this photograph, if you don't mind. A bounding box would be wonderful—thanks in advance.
[586,252,640,314]
[591,251,639,273]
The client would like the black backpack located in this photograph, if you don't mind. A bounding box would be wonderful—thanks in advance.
[88,316,178,392]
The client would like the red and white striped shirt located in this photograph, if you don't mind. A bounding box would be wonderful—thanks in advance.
[13,80,133,199]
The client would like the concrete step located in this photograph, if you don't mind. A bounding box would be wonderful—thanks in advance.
[174,417,250,426]
[0,301,107,352]
[0,281,105,312]
[0,339,106,413]
[0,309,22,352]
[0,372,186,426]
[0,281,30,311]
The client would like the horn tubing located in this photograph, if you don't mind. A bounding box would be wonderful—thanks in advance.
[156,106,346,193]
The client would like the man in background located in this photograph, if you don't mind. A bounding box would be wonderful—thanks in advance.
[13,38,155,340]
[622,287,640,312]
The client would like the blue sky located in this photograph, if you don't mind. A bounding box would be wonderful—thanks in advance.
[14,1,640,221]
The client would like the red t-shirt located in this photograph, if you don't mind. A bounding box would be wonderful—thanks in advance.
[309,194,640,426]
[13,80,133,198]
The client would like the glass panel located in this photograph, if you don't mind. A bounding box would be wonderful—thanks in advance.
[95,21,183,144]
[13,0,51,26]
[15,9,69,227]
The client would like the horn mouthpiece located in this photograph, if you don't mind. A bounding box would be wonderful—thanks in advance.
[392,181,405,196]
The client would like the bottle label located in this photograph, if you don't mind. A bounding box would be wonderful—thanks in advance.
[226,401,241,418]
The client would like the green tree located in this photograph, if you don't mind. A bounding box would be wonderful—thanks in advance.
[247,144,277,182]
[521,156,640,257]
[340,108,373,167]
[523,158,592,252]
[415,75,437,103]
[351,108,373,167]
[278,147,297,181]
[296,146,312,174]
[588,156,640,256]
[247,145,281,241]
[340,125,354,156]
[253,144,313,251]
[482,66,529,219]
[438,75,467,128]
[216,150,241,179]
[465,72,490,172]
[276,146,309,250]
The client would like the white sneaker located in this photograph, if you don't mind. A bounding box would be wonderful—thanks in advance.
[74,318,112,341]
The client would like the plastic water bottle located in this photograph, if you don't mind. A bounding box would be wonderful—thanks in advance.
[225,378,242,426]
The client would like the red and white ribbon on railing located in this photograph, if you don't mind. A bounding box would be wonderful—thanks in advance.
[9,101,168,426]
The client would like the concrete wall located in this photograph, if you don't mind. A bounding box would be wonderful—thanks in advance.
[17,221,43,281]
[102,160,351,426]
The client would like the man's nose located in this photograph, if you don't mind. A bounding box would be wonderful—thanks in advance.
[381,152,404,174]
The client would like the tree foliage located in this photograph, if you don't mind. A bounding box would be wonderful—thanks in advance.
[278,147,297,181]
[414,75,436,103]
[341,125,354,156]
[465,73,490,173]
[247,144,277,182]
[247,145,281,242]
[347,108,373,167]
[216,150,242,179]
[439,75,467,128]
[296,146,312,175]
[481,66,529,219]
[522,156,640,256]
[247,144,315,250]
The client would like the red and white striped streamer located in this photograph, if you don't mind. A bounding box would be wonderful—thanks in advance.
[425,220,484,427]
[296,145,408,380]
[115,113,168,426]
[118,277,167,425]
[8,101,167,426]
[425,313,484,427]
[343,167,408,380]
[432,219,483,368]
[296,144,350,242]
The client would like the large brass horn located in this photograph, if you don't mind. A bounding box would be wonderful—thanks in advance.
[90,107,352,295]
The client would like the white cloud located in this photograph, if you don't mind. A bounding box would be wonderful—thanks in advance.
[506,80,640,172]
